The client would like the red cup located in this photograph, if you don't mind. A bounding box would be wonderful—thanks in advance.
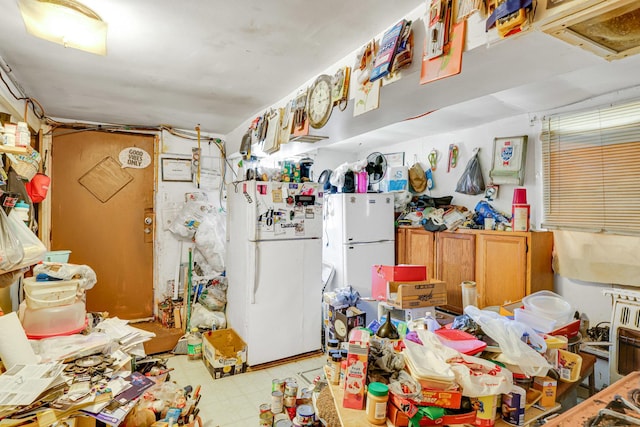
[513,188,527,204]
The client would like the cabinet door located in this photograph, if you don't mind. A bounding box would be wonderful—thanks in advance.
[436,232,475,314]
[396,228,408,264]
[476,234,527,308]
[406,229,435,277]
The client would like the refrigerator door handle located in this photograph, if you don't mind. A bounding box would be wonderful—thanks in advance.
[251,242,259,304]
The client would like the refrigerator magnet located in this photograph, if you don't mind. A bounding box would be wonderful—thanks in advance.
[295,221,305,236]
[305,207,314,219]
[272,188,283,203]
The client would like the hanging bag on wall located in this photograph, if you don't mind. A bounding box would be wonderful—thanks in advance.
[26,173,50,203]
[0,208,24,270]
[455,147,485,195]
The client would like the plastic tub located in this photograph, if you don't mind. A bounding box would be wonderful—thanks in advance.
[514,308,557,333]
[23,277,80,309]
[45,250,71,263]
[21,299,86,338]
[522,291,573,325]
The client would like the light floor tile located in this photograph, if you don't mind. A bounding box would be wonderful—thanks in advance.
[167,353,325,427]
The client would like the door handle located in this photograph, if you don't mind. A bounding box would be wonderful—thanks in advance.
[144,209,154,243]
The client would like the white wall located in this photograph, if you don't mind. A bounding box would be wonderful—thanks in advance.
[154,130,226,306]
[307,111,623,328]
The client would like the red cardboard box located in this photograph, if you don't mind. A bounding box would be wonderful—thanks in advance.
[372,265,428,301]
[387,400,476,427]
[417,388,462,409]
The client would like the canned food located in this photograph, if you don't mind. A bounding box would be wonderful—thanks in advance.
[272,378,285,394]
[286,405,297,420]
[283,394,296,408]
[284,381,298,397]
[274,419,293,427]
[259,411,274,426]
[259,403,271,414]
[271,390,284,414]
[296,404,315,425]
[298,388,312,405]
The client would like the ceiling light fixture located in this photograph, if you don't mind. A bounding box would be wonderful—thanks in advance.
[18,0,107,56]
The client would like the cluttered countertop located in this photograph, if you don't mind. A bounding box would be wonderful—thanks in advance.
[260,283,604,427]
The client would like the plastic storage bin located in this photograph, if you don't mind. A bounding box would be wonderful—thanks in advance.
[45,250,71,263]
[523,291,573,325]
[21,299,86,339]
[23,277,80,309]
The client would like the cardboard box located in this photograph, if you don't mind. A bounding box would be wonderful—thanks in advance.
[202,328,247,380]
[342,329,370,410]
[334,307,366,342]
[387,400,476,427]
[533,376,557,407]
[386,280,447,309]
[372,265,428,301]
[380,166,408,192]
[417,388,462,409]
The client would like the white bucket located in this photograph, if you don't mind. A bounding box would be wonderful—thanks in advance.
[24,277,79,309]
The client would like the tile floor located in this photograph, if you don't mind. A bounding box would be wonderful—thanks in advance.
[166,354,326,427]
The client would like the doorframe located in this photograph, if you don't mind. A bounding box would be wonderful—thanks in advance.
[40,127,160,318]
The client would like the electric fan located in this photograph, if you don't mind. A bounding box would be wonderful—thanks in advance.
[365,152,388,192]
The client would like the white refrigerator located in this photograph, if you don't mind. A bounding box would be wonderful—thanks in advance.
[226,181,323,366]
[322,193,395,324]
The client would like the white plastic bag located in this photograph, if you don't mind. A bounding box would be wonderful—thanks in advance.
[7,210,46,269]
[194,210,226,274]
[465,306,551,377]
[0,208,24,270]
[33,263,97,290]
[169,200,215,239]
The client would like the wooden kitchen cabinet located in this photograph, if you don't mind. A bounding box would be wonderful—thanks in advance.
[436,231,475,313]
[396,227,435,276]
[396,227,554,312]
[475,231,554,308]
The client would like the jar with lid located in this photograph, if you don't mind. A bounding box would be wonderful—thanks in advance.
[187,327,202,360]
[330,353,342,385]
[366,382,389,425]
[326,338,339,364]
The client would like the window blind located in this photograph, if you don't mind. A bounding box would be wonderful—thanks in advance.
[541,99,640,235]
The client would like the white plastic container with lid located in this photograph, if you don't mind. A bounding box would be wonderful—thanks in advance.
[523,290,574,325]
[23,276,80,309]
[13,200,30,223]
[15,122,30,147]
[21,299,86,339]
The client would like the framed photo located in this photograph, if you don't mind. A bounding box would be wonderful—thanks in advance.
[161,158,192,182]
[384,152,405,167]
[489,136,528,185]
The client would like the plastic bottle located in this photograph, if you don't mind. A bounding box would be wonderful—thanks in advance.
[187,328,202,360]
[366,382,389,424]
[13,201,30,224]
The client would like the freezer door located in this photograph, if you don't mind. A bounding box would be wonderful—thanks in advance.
[335,193,395,244]
[252,182,324,241]
[245,239,322,366]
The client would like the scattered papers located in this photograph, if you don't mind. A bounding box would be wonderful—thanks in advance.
[0,363,64,406]
[94,317,155,353]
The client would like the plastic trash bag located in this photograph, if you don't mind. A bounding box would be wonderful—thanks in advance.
[33,262,98,290]
[455,148,485,195]
[464,306,551,377]
[7,210,46,269]
[0,207,24,270]
[194,210,226,274]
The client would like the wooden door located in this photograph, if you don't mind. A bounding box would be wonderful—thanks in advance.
[406,229,435,276]
[436,231,475,313]
[50,130,155,319]
[475,233,527,308]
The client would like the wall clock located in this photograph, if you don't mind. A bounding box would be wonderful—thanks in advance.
[307,74,333,129]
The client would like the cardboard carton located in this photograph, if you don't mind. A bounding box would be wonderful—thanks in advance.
[533,376,557,407]
[386,280,447,309]
[202,328,247,380]
[342,329,370,410]
[371,265,428,301]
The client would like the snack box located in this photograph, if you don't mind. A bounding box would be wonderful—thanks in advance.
[387,400,476,427]
[533,376,557,408]
[386,280,447,309]
[342,329,370,410]
[372,265,428,301]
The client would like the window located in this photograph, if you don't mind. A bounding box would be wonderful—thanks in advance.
[541,99,640,235]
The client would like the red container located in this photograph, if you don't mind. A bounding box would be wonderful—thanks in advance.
[371,265,428,301]
[512,188,528,204]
